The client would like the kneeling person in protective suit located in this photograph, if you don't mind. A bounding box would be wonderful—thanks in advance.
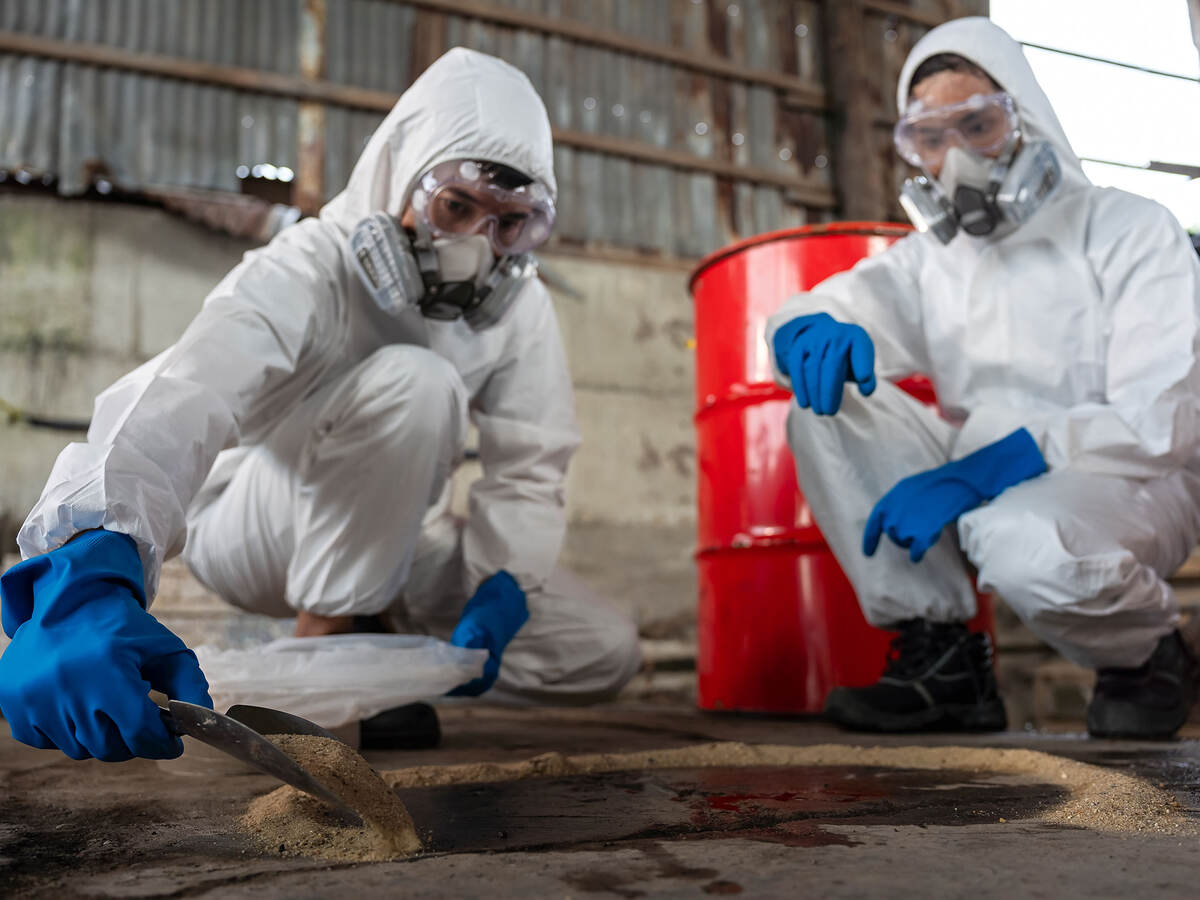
[767,18,1200,739]
[0,48,641,763]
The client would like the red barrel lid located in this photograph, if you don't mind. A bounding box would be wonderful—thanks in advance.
[689,221,913,293]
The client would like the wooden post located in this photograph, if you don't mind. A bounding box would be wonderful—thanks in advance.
[296,0,327,215]
[823,0,887,220]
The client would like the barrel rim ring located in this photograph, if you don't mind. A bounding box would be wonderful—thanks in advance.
[688,221,914,292]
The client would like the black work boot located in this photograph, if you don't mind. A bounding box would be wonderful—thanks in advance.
[1086,631,1199,740]
[360,702,441,750]
[347,616,442,750]
[823,619,1007,732]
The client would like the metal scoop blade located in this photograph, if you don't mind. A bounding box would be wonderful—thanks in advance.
[160,699,360,823]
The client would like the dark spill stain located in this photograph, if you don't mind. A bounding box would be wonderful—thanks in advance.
[560,841,717,898]
[561,868,647,899]
[734,822,861,849]
[704,880,745,895]
[399,765,1065,856]
[704,790,804,812]
[637,839,718,880]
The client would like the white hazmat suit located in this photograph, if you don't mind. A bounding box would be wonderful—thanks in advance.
[18,48,641,702]
[765,18,1200,670]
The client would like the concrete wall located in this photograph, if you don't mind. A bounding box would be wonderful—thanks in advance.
[543,253,697,634]
[0,195,697,636]
[0,196,250,550]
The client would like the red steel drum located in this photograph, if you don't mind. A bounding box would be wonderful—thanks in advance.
[690,222,993,713]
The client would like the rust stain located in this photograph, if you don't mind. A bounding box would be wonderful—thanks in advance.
[635,310,656,342]
[637,435,662,472]
[663,318,694,349]
[666,444,695,477]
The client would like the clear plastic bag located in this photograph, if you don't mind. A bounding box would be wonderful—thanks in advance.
[193,634,487,728]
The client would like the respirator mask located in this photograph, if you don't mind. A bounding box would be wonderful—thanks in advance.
[893,91,1061,244]
[349,159,555,329]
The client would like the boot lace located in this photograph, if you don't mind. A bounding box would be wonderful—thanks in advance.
[881,621,944,680]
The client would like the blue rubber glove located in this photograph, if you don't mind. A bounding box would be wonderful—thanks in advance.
[772,312,877,415]
[863,428,1047,563]
[447,570,529,696]
[0,530,212,762]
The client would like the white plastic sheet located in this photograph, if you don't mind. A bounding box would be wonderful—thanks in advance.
[193,634,487,728]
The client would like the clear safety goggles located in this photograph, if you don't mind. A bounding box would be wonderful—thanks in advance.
[409,159,556,256]
[893,92,1020,170]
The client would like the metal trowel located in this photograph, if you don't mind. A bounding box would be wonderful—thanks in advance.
[158,699,361,823]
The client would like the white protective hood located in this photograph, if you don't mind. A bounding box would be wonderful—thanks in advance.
[321,46,557,233]
[896,17,1090,190]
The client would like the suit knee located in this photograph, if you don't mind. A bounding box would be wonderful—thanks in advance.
[361,345,466,411]
[325,345,467,444]
[961,507,1135,626]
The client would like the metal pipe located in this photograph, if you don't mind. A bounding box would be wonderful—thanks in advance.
[1020,41,1200,84]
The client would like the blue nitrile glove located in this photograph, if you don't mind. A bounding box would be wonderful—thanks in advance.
[447,570,529,696]
[772,312,877,415]
[0,529,212,762]
[863,428,1047,563]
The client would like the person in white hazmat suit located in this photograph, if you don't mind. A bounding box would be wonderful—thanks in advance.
[0,48,641,763]
[767,18,1200,739]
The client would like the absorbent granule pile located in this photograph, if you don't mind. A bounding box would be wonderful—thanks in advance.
[241,734,422,862]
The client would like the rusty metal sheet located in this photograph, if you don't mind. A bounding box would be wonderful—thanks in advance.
[1,0,301,195]
[0,0,898,254]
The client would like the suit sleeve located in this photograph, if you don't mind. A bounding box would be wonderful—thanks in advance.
[462,281,582,597]
[1032,199,1200,477]
[16,222,340,600]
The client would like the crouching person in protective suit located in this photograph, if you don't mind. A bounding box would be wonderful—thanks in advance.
[767,18,1200,739]
[0,48,641,762]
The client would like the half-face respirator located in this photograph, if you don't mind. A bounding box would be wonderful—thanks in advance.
[350,213,536,329]
[349,159,555,329]
[894,91,1061,243]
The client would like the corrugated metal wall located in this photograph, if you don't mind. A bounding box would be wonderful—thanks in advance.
[0,0,980,257]
[0,0,299,196]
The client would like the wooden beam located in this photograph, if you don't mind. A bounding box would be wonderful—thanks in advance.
[397,0,827,108]
[0,29,393,110]
[295,0,327,216]
[551,128,834,204]
[823,0,888,219]
[859,0,944,28]
[0,29,835,205]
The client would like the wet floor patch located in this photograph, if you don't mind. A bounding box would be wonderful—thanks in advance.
[0,795,264,898]
[396,765,1065,853]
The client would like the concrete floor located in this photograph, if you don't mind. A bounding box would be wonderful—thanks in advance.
[3,705,1200,899]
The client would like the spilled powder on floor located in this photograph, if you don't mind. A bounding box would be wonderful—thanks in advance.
[241,734,421,862]
[380,742,1191,836]
[243,739,1191,862]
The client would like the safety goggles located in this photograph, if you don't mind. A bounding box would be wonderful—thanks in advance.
[409,159,556,256]
[893,92,1020,170]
